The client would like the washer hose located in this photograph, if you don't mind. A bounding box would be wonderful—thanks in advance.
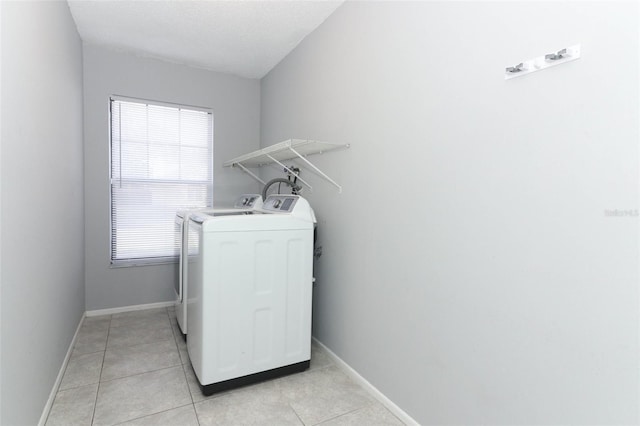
[262,178,301,201]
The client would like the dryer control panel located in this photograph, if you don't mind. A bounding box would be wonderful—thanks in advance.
[233,194,262,208]
[262,195,299,213]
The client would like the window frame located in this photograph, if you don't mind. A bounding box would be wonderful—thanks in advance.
[108,95,214,268]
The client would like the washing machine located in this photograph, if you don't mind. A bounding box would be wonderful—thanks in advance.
[174,194,262,335]
[187,194,315,395]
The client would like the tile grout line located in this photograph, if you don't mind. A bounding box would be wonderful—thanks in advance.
[97,315,112,383]
[91,310,182,386]
[108,316,173,331]
[109,402,194,426]
[310,404,372,426]
[62,306,387,426]
[167,307,191,397]
[93,309,189,425]
[102,337,176,351]
[174,335,196,406]
[289,401,306,426]
[99,362,184,384]
[167,306,203,426]
[82,306,398,425]
[165,306,203,426]
[91,314,112,426]
[168,306,224,425]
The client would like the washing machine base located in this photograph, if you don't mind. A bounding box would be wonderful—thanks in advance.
[199,360,311,396]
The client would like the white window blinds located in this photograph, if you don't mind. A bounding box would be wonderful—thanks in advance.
[110,97,213,265]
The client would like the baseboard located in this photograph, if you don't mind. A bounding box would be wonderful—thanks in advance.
[86,300,175,317]
[38,313,86,426]
[38,309,415,425]
[39,301,176,424]
[312,337,419,426]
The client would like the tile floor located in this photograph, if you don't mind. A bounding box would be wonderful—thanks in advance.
[45,306,405,426]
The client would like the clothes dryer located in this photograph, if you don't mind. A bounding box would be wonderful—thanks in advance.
[187,195,314,395]
[174,194,262,335]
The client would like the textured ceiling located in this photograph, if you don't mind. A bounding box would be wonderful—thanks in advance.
[67,0,344,79]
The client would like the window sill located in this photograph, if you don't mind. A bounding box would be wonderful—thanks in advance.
[110,257,178,268]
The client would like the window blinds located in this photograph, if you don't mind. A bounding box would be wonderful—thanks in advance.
[110,97,213,265]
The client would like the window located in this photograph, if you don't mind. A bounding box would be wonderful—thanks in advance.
[110,96,213,266]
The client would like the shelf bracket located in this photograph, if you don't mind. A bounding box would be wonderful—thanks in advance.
[233,162,266,185]
[289,146,343,193]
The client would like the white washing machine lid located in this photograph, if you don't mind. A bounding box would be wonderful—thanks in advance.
[197,214,313,232]
[193,195,314,232]
[175,194,263,219]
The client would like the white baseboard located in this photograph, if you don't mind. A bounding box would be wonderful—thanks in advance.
[38,313,86,426]
[86,300,175,317]
[39,301,176,424]
[40,307,410,425]
[312,337,419,426]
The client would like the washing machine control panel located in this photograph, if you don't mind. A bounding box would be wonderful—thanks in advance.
[233,194,262,208]
[262,195,298,213]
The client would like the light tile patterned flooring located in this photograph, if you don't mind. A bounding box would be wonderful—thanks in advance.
[45,306,405,425]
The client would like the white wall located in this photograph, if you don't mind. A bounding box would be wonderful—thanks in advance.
[261,2,639,424]
[0,2,85,424]
[83,46,261,310]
